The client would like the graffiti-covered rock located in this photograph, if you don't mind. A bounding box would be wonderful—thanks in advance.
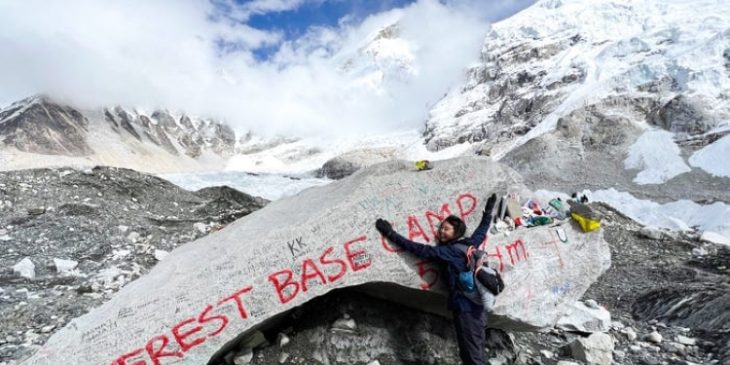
[21,157,610,365]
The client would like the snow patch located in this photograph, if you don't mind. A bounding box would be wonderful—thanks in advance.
[700,231,730,246]
[689,134,730,178]
[585,188,730,237]
[624,129,691,184]
[160,171,330,201]
[537,188,730,237]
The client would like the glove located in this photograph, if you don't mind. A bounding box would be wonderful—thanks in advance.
[484,193,497,214]
[375,218,393,236]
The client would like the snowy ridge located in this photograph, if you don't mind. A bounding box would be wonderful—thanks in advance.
[0,97,243,173]
[0,96,43,125]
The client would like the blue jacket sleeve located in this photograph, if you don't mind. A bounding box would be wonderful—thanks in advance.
[468,211,493,247]
[385,231,449,261]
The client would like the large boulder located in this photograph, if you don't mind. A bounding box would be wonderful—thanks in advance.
[316,148,397,179]
[21,157,610,365]
[556,300,612,333]
[565,333,614,365]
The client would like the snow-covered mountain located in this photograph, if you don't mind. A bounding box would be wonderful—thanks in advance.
[0,96,285,173]
[425,0,730,155]
[339,23,417,92]
[421,0,730,207]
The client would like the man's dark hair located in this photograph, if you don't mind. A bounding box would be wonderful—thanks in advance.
[443,215,466,240]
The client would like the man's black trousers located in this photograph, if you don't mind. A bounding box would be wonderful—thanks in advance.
[453,310,487,365]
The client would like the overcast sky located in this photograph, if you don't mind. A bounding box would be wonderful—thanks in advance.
[0,0,535,138]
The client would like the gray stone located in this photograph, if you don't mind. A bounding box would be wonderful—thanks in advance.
[566,333,614,365]
[126,231,140,243]
[665,342,687,354]
[621,327,638,341]
[13,257,35,280]
[332,314,357,332]
[676,335,696,346]
[52,258,78,274]
[692,247,708,256]
[639,226,663,240]
[232,348,253,365]
[27,207,46,216]
[584,299,599,309]
[193,222,208,234]
[610,320,624,330]
[153,249,169,261]
[238,330,267,350]
[556,300,611,332]
[613,349,626,359]
[19,157,612,365]
[540,349,554,358]
[277,333,290,348]
[647,331,663,344]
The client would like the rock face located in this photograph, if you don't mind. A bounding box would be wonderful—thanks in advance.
[0,96,247,173]
[0,96,92,156]
[20,157,610,365]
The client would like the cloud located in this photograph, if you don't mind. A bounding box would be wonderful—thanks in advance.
[0,0,535,141]
[211,0,320,22]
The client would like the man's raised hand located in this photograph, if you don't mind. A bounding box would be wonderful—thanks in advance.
[484,193,497,214]
[375,218,393,236]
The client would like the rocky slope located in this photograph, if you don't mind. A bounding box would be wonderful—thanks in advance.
[0,166,266,363]
[2,167,727,365]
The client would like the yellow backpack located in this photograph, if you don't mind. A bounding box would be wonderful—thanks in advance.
[415,160,433,171]
[570,203,602,232]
